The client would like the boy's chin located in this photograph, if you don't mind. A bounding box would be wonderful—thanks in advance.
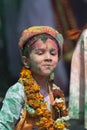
[40,72,51,77]
[42,69,54,76]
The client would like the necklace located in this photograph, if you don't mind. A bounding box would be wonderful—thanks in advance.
[19,67,70,130]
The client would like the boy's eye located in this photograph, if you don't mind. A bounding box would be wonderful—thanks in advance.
[35,49,44,55]
[50,50,58,55]
[37,51,43,55]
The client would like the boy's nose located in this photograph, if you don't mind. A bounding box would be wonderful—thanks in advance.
[44,52,52,61]
[46,52,51,58]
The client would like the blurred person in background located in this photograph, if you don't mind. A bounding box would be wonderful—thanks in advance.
[67,25,87,130]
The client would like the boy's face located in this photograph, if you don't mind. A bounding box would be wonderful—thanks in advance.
[26,38,59,77]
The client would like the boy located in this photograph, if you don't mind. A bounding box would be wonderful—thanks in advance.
[0,26,69,130]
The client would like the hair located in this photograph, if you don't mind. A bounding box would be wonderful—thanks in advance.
[21,33,61,58]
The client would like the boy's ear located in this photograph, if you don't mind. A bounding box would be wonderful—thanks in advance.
[22,56,30,68]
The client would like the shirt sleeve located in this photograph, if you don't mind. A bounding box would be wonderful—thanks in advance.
[0,82,25,130]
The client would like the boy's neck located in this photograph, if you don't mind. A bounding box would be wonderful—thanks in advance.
[32,74,49,91]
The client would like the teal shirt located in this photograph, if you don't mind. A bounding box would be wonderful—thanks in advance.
[0,82,64,130]
[0,82,51,130]
[0,82,25,130]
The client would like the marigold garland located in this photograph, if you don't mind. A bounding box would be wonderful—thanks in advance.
[19,67,70,130]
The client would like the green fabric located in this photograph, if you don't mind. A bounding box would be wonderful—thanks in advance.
[0,82,25,130]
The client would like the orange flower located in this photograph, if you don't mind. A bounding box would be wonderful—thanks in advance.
[54,102,65,109]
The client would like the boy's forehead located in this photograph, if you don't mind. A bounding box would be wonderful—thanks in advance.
[31,38,58,49]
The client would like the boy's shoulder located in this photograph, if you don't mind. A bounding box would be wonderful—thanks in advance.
[8,82,23,92]
[5,82,25,100]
